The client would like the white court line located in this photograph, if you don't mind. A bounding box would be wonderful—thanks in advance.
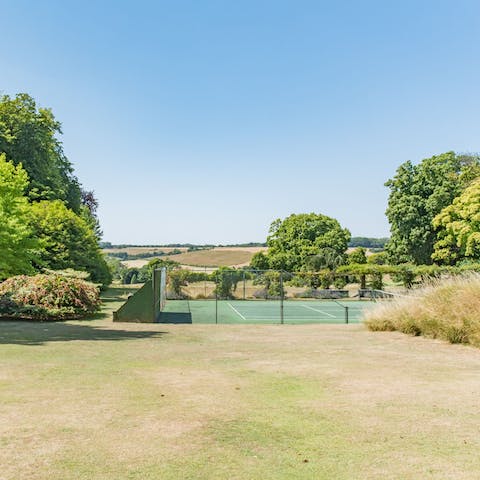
[227,303,247,320]
[301,304,336,318]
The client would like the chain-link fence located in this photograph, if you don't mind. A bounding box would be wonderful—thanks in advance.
[158,268,374,324]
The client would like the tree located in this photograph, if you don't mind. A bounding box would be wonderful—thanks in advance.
[432,179,480,264]
[0,93,82,211]
[385,152,480,264]
[0,154,37,278]
[347,247,367,265]
[250,251,270,270]
[29,200,112,285]
[265,213,350,271]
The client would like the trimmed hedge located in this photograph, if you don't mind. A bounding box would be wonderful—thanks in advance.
[0,273,101,320]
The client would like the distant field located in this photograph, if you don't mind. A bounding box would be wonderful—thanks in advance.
[164,247,266,267]
[121,247,267,269]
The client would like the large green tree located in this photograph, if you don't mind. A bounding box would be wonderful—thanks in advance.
[432,179,480,264]
[0,154,37,278]
[385,152,480,264]
[0,93,81,211]
[265,213,350,271]
[29,200,111,285]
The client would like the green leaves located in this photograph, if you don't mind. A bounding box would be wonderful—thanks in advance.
[432,179,480,264]
[29,200,112,285]
[0,94,81,211]
[385,152,479,265]
[265,213,350,271]
[0,154,38,278]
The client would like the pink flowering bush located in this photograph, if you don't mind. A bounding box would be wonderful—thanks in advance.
[0,274,101,320]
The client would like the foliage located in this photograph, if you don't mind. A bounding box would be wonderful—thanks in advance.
[367,251,387,265]
[213,267,243,299]
[249,251,270,270]
[0,273,100,320]
[251,270,285,298]
[105,256,128,282]
[432,179,480,264]
[29,200,112,286]
[0,154,38,278]
[168,270,190,297]
[348,247,367,265]
[265,213,350,271]
[305,247,346,272]
[369,272,383,290]
[385,152,480,265]
[348,237,388,248]
[0,93,82,211]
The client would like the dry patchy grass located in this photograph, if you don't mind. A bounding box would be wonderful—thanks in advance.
[2,287,480,479]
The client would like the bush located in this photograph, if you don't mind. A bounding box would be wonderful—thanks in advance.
[0,273,101,320]
[365,274,480,346]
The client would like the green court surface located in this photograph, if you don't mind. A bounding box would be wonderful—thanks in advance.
[159,299,373,324]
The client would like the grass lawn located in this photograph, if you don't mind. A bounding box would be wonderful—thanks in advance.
[1,286,480,479]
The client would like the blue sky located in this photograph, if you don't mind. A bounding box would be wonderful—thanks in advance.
[2,0,480,244]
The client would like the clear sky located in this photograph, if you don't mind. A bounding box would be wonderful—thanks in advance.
[2,0,480,244]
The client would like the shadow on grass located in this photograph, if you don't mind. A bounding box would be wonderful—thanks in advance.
[157,311,193,324]
[0,321,167,346]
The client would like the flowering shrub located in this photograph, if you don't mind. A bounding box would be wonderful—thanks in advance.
[0,273,101,320]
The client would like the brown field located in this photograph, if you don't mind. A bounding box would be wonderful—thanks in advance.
[163,247,266,267]
[2,286,480,479]
[121,247,267,269]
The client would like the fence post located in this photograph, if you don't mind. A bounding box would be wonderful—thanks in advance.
[215,275,218,324]
[280,271,284,325]
[243,270,246,300]
[204,266,207,298]
[345,306,349,324]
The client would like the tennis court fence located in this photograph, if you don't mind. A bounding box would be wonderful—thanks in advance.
[155,268,382,324]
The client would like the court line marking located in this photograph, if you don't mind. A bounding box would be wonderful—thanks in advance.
[301,305,336,318]
[227,302,247,320]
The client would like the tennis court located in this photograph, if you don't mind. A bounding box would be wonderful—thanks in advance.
[159,299,373,324]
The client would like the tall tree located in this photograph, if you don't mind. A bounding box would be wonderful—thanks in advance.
[385,152,480,264]
[29,200,112,285]
[432,179,480,264]
[0,154,37,278]
[0,93,81,211]
[265,213,350,271]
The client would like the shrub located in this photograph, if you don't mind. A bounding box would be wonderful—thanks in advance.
[0,273,101,320]
[365,274,480,347]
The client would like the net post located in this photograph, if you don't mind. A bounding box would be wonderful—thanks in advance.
[345,305,349,324]
[280,270,284,325]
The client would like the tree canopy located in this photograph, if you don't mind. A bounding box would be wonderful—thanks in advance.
[29,200,112,285]
[385,152,480,264]
[0,93,81,211]
[0,154,37,278]
[263,213,350,271]
[0,93,111,286]
[432,179,480,264]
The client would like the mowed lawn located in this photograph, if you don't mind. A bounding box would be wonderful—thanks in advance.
[2,288,480,479]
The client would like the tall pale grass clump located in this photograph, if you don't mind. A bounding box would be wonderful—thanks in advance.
[365,274,480,346]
